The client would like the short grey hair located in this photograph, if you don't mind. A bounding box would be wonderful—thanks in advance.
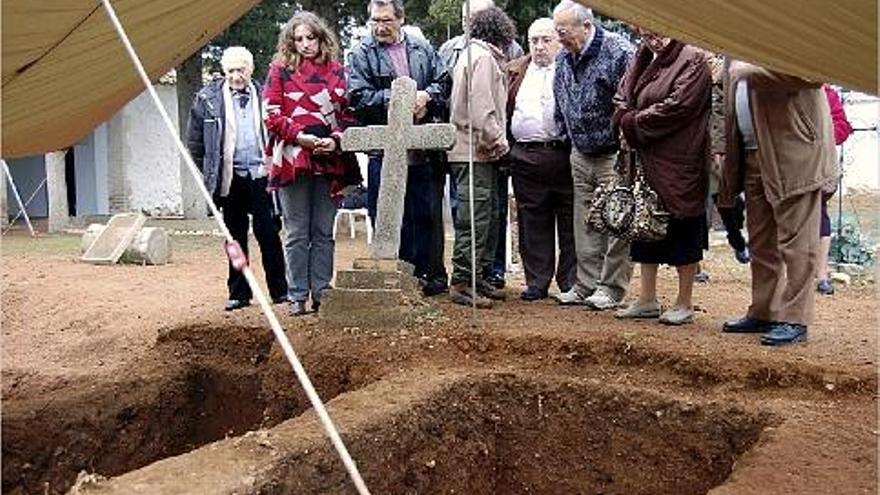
[368,0,404,18]
[553,0,593,23]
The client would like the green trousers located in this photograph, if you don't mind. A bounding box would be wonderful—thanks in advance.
[450,161,499,286]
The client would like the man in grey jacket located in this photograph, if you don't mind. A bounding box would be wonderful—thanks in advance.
[186,46,287,311]
[348,0,450,297]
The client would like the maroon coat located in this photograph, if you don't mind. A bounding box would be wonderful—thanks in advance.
[612,41,711,218]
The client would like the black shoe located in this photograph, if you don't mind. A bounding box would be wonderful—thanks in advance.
[722,316,772,333]
[311,300,320,313]
[422,279,449,297]
[760,323,807,346]
[272,295,289,304]
[484,274,506,290]
[816,279,834,295]
[735,248,751,264]
[520,286,548,301]
[225,299,251,311]
[290,301,307,316]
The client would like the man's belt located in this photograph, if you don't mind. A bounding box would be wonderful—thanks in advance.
[517,140,568,150]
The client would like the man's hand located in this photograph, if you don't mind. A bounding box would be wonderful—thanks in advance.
[413,90,431,119]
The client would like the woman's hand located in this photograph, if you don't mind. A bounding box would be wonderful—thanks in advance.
[312,137,337,155]
[296,133,320,149]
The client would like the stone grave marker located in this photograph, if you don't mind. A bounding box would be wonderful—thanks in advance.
[321,77,456,328]
[81,212,147,264]
[81,224,171,265]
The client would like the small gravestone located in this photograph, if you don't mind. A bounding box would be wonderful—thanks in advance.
[81,224,171,265]
[320,77,455,329]
[81,213,147,264]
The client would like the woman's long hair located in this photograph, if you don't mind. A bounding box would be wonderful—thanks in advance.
[273,11,340,71]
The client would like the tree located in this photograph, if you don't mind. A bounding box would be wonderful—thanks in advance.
[209,0,293,82]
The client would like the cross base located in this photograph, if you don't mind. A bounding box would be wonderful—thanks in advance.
[319,258,438,329]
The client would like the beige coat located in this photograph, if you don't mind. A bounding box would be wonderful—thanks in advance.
[718,63,836,208]
[448,39,509,163]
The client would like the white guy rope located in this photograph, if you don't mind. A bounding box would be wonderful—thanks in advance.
[1,159,37,237]
[98,2,370,493]
[2,173,46,236]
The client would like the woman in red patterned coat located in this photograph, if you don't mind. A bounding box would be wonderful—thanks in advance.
[264,11,354,316]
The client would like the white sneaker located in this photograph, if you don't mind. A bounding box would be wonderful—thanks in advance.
[556,288,588,305]
[584,288,621,310]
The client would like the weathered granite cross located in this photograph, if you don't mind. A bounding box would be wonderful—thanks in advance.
[341,77,455,259]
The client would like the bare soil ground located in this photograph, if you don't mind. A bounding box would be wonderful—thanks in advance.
[1,208,878,494]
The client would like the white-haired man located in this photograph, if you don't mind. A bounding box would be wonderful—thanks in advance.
[186,46,288,311]
[552,0,634,309]
[506,18,575,301]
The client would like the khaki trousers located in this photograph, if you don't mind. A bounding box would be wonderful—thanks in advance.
[744,152,821,326]
[570,149,632,300]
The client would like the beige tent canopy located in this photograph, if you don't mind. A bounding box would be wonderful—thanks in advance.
[2,0,259,158]
[1,0,877,158]
[582,0,877,94]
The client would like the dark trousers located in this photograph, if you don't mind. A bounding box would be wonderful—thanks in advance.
[485,167,509,279]
[510,143,577,292]
[367,156,447,283]
[222,174,288,301]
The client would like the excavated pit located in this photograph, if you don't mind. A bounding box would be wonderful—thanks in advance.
[1,324,382,495]
[76,372,771,495]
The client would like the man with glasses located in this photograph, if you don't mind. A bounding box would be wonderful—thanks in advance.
[348,0,450,297]
[552,0,634,310]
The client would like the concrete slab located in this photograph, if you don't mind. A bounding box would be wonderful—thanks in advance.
[81,212,146,264]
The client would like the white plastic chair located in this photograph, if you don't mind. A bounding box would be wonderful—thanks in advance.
[332,153,372,244]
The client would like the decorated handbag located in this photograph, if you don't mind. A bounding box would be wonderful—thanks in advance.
[587,150,670,242]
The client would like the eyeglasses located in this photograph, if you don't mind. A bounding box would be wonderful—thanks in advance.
[369,17,399,26]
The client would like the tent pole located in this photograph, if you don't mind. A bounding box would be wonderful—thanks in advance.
[835,141,844,270]
[1,160,36,237]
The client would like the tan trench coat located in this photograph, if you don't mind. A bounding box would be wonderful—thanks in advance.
[717,63,836,208]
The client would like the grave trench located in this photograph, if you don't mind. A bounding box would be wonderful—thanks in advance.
[3,320,772,494]
[4,322,773,495]
[78,371,771,495]
[3,320,767,493]
[1,323,386,495]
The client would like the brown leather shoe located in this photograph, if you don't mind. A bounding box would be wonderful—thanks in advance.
[449,284,493,309]
[477,281,507,301]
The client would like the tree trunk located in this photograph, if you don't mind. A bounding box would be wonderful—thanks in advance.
[176,50,208,219]
[176,50,203,135]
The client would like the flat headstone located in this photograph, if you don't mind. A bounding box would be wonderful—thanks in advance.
[81,212,146,264]
[82,224,171,265]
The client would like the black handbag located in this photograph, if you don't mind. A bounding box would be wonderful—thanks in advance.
[587,151,669,241]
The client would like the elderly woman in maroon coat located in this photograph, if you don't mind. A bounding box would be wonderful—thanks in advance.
[611,29,711,325]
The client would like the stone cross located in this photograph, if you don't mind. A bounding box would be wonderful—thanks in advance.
[341,77,455,259]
